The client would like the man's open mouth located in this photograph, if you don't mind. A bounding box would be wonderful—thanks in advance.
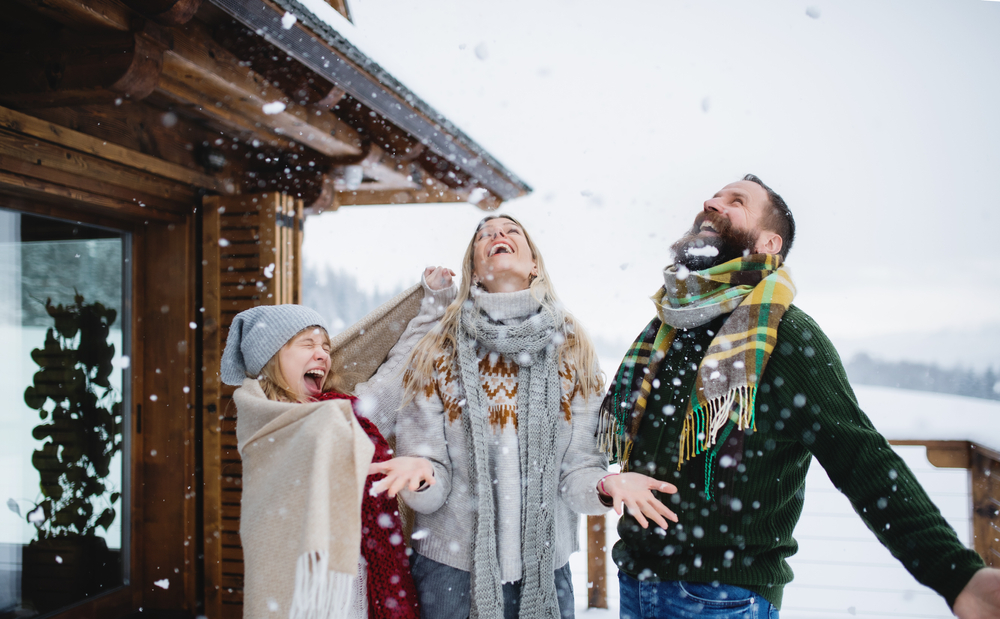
[488,242,513,257]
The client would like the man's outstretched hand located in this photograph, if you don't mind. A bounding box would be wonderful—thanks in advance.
[954,568,1000,618]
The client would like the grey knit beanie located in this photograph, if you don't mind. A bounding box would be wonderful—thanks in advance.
[220,305,329,386]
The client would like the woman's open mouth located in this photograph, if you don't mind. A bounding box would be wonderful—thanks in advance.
[488,242,514,257]
[304,368,326,394]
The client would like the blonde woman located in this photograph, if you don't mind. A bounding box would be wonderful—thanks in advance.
[397,216,678,619]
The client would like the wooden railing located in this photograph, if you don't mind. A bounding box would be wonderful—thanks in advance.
[584,440,1000,609]
[889,440,1000,567]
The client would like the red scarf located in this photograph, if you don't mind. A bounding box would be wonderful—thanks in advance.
[314,392,419,619]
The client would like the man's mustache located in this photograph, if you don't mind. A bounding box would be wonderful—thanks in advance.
[689,211,732,236]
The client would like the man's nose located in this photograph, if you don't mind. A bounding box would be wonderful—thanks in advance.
[704,198,721,213]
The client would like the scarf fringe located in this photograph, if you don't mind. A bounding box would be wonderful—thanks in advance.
[678,385,757,469]
[289,550,355,619]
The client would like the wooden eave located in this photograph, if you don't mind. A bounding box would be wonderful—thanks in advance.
[207,0,531,202]
[2,0,529,214]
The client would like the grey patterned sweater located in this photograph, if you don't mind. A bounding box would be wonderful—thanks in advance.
[397,289,609,583]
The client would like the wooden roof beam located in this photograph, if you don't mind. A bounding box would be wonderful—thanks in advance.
[332,170,500,211]
[0,27,169,109]
[10,0,132,31]
[156,20,364,159]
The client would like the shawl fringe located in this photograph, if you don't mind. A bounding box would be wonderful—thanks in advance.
[289,550,356,619]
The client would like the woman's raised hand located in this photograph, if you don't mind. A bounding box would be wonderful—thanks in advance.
[368,456,436,498]
[599,472,679,530]
[424,266,456,291]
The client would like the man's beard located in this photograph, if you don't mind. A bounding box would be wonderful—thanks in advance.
[670,212,759,271]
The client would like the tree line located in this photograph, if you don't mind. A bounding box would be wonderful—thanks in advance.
[845,353,1000,402]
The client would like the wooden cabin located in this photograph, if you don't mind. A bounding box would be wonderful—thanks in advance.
[0,0,528,616]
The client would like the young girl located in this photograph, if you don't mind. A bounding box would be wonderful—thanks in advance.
[222,270,453,619]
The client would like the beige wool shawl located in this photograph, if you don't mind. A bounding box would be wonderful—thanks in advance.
[236,380,374,619]
[235,284,425,619]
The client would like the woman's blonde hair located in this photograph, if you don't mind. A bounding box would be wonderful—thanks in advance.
[402,214,604,402]
[257,326,347,402]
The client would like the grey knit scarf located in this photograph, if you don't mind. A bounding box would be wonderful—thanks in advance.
[457,301,562,619]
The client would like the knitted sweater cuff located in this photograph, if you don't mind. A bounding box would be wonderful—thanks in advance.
[940,563,986,610]
[420,274,457,315]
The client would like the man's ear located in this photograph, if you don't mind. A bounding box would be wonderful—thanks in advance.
[755,231,783,256]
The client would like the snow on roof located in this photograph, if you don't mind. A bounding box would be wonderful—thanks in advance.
[854,384,1000,453]
[222,0,531,200]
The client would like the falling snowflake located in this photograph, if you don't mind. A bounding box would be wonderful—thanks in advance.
[262,102,286,115]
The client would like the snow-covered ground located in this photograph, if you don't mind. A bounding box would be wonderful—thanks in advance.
[569,384,998,618]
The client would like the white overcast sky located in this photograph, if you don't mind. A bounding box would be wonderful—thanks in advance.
[301,0,1000,369]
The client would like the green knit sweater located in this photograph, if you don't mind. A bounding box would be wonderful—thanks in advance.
[612,305,984,610]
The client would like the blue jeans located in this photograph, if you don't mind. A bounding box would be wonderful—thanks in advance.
[410,553,575,619]
[618,572,778,618]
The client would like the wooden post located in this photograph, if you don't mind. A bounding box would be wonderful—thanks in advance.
[587,514,608,609]
[202,196,223,619]
[970,445,1000,566]
[292,199,304,305]
[891,440,1000,566]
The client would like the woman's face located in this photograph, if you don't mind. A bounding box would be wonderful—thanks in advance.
[277,327,331,399]
[472,218,538,293]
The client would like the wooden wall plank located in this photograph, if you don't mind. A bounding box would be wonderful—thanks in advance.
[0,153,185,215]
[0,105,225,191]
[0,127,195,204]
[0,168,181,222]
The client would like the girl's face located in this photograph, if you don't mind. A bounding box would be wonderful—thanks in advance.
[277,327,331,399]
[472,217,538,293]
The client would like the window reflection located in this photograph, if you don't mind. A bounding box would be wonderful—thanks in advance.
[0,209,129,617]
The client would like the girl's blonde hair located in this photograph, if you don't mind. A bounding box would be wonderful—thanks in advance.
[257,326,347,402]
[402,214,604,402]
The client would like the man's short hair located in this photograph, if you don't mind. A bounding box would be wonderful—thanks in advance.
[744,174,795,259]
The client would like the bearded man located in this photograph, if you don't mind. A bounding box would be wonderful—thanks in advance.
[600,175,1000,618]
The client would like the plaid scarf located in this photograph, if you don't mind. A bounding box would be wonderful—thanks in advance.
[598,255,795,496]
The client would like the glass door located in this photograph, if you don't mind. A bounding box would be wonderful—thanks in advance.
[0,208,130,617]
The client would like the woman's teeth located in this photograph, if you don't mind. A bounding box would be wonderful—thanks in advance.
[488,243,513,257]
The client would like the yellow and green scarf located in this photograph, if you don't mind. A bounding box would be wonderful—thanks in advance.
[598,254,795,493]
